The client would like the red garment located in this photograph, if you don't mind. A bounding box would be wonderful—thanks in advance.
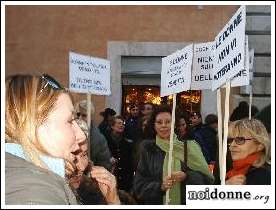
[226,152,261,179]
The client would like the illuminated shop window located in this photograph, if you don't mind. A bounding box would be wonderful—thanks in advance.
[122,86,201,117]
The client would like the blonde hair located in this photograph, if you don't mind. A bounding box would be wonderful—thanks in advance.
[78,99,95,115]
[5,74,68,169]
[75,119,89,137]
[228,118,270,167]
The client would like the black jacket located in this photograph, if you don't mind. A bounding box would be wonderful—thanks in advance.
[189,124,217,164]
[106,132,134,191]
[90,125,112,171]
[132,141,213,205]
[246,165,271,185]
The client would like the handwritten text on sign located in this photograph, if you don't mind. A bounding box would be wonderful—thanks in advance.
[69,52,111,95]
[191,42,215,90]
[212,6,246,90]
[231,35,249,87]
[161,44,193,97]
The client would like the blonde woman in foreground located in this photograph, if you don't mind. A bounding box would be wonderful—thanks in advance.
[226,119,271,185]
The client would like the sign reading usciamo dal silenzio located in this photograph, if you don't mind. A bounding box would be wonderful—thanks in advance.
[69,51,111,95]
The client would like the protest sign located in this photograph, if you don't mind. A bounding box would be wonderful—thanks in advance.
[69,51,111,95]
[161,45,193,204]
[191,41,215,90]
[212,5,246,91]
[231,35,249,87]
[161,44,193,97]
[69,51,111,160]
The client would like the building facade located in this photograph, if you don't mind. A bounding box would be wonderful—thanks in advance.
[5,5,271,124]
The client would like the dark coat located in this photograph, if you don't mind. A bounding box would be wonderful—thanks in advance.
[5,152,77,205]
[106,132,135,191]
[98,120,110,139]
[189,124,217,164]
[125,116,143,144]
[246,165,271,185]
[132,141,213,205]
[76,176,107,205]
[90,125,112,171]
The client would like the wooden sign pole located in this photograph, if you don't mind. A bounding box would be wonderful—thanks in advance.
[249,85,253,120]
[87,94,92,160]
[221,81,231,185]
[165,93,177,204]
[217,88,223,183]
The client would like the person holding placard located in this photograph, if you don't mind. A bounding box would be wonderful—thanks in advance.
[132,105,214,205]
[226,119,271,185]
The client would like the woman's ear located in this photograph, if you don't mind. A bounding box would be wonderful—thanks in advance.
[257,143,265,152]
[36,123,49,144]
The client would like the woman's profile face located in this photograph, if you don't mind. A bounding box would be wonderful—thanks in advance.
[76,141,89,173]
[229,135,264,160]
[111,118,125,134]
[154,112,171,140]
[37,93,86,163]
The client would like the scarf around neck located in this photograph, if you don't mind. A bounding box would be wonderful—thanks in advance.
[5,143,65,178]
[156,134,182,205]
[156,134,214,204]
[226,152,261,179]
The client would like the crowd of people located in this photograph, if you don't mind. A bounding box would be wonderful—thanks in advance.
[5,73,271,205]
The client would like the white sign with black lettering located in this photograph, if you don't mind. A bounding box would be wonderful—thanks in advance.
[212,5,246,91]
[231,35,249,87]
[69,51,111,95]
[191,42,215,90]
[161,44,193,97]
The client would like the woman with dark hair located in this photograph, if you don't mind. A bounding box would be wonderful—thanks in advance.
[132,105,214,205]
[105,116,135,192]
[175,112,190,141]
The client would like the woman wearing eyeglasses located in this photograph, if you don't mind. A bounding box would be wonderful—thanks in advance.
[105,115,135,193]
[132,105,214,205]
[226,118,271,185]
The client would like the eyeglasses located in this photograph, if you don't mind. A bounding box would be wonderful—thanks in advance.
[227,137,253,146]
[40,74,63,93]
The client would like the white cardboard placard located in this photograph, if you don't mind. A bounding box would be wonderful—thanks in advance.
[231,35,249,87]
[191,41,215,90]
[212,6,246,90]
[161,44,193,97]
[69,51,111,95]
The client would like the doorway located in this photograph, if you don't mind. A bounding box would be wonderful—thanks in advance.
[122,85,201,117]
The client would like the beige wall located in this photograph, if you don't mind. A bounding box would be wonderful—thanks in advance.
[6,5,239,124]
